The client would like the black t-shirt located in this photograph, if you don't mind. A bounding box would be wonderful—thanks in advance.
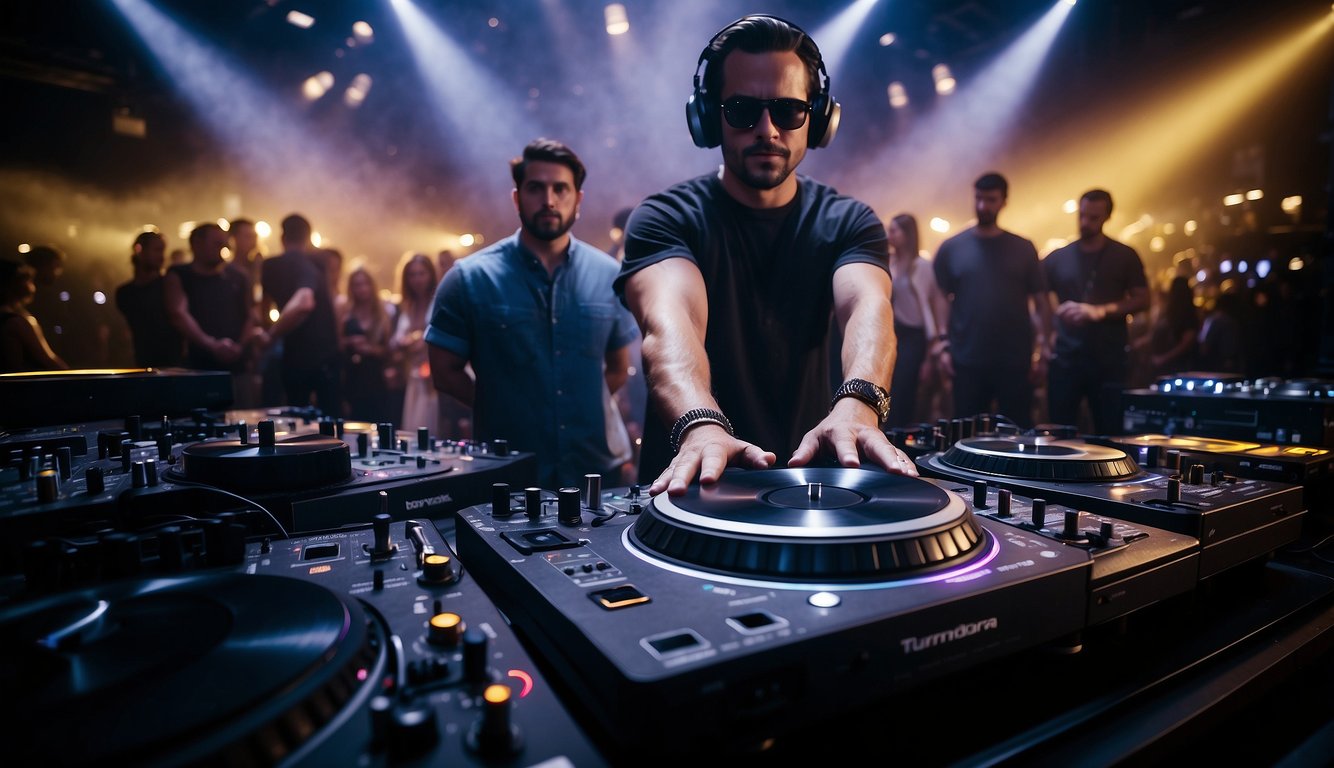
[933,229,1044,367]
[615,173,888,480]
[1042,237,1146,362]
[168,263,250,371]
[262,251,339,370]
[115,277,184,367]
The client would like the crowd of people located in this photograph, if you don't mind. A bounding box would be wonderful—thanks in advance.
[1,15,1323,491]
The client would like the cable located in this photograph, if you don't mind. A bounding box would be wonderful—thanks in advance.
[125,480,290,539]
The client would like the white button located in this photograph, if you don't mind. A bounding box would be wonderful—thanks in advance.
[808,591,840,608]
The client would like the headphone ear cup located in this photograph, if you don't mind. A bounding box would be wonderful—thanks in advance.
[807,93,839,149]
[686,92,720,148]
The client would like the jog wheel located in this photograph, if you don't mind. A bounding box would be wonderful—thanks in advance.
[1,572,385,766]
[937,436,1140,482]
[630,467,986,582]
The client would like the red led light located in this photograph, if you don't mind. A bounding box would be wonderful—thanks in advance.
[506,669,534,698]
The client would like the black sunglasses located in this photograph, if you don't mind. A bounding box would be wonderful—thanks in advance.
[721,96,811,131]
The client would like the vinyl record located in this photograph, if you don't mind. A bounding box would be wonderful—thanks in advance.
[630,468,985,583]
[938,436,1141,482]
[177,433,352,492]
[2,573,383,766]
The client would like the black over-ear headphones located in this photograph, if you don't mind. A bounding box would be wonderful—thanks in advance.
[685,14,840,150]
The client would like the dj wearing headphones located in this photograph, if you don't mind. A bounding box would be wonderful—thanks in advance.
[614,15,917,496]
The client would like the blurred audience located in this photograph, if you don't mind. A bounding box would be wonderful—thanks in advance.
[115,231,184,368]
[1,259,68,372]
[339,264,396,423]
[391,252,439,432]
[885,213,949,428]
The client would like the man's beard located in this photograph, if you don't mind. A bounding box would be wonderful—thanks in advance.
[976,210,997,227]
[730,142,794,191]
[523,210,573,242]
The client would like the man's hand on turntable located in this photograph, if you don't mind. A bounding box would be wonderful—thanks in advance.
[788,400,919,477]
[650,425,776,497]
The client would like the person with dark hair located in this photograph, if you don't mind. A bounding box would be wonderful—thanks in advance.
[934,171,1050,427]
[22,244,72,363]
[1136,276,1198,378]
[426,138,639,489]
[1042,188,1148,434]
[0,259,67,372]
[616,15,915,495]
[885,213,949,427]
[1198,285,1246,373]
[255,213,342,412]
[164,223,254,391]
[115,230,184,368]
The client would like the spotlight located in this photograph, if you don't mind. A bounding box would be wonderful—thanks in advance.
[352,21,374,44]
[1062,199,1077,213]
[879,33,896,46]
[1223,193,1244,206]
[604,4,629,36]
[1256,260,1271,278]
[1220,259,1233,273]
[1289,256,1305,271]
[930,217,950,233]
[887,81,908,108]
[17,244,31,254]
[459,234,476,247]
[932,63,956,95]
[1150,236,1165,252]
[1245,188,1264,201]
[286,10,315,29]
[255,221,272,239]
[1184,220,1198,235]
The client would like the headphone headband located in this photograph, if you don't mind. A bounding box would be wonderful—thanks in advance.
[686,14,840,150]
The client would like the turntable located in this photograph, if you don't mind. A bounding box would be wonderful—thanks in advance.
[2,572,386,766]
[457,468,1102,755]
[918,435,1306,578]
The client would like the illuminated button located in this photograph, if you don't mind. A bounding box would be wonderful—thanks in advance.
[421,553,454,585]
[428,612,465,646]
[589,585,649,610]
[808,591,841,608]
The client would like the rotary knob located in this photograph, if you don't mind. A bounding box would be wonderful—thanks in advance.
[420,553,455,585]
[428,612,465,647]
[467,683,524,758]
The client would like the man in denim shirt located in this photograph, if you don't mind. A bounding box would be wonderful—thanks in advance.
[426,138,639,489]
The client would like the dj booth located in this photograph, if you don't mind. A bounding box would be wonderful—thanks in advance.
[1,369,1331,765]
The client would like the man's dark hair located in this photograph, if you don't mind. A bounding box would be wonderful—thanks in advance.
[1081,188,1114,215]
[0,259,35,302]
[281,214,312,247]
[24,245,64,270]
[133,231,163,251]
[188,223,223,250]
[229,217,254,232]
[974,172,1008,198]
[704,16,821,104]
[511,138,587,191]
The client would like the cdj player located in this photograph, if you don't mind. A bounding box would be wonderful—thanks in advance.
[1120,373,1334,446]
[454,467,1198,757]
[0,407,535,576]
[915,429,1306,579]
